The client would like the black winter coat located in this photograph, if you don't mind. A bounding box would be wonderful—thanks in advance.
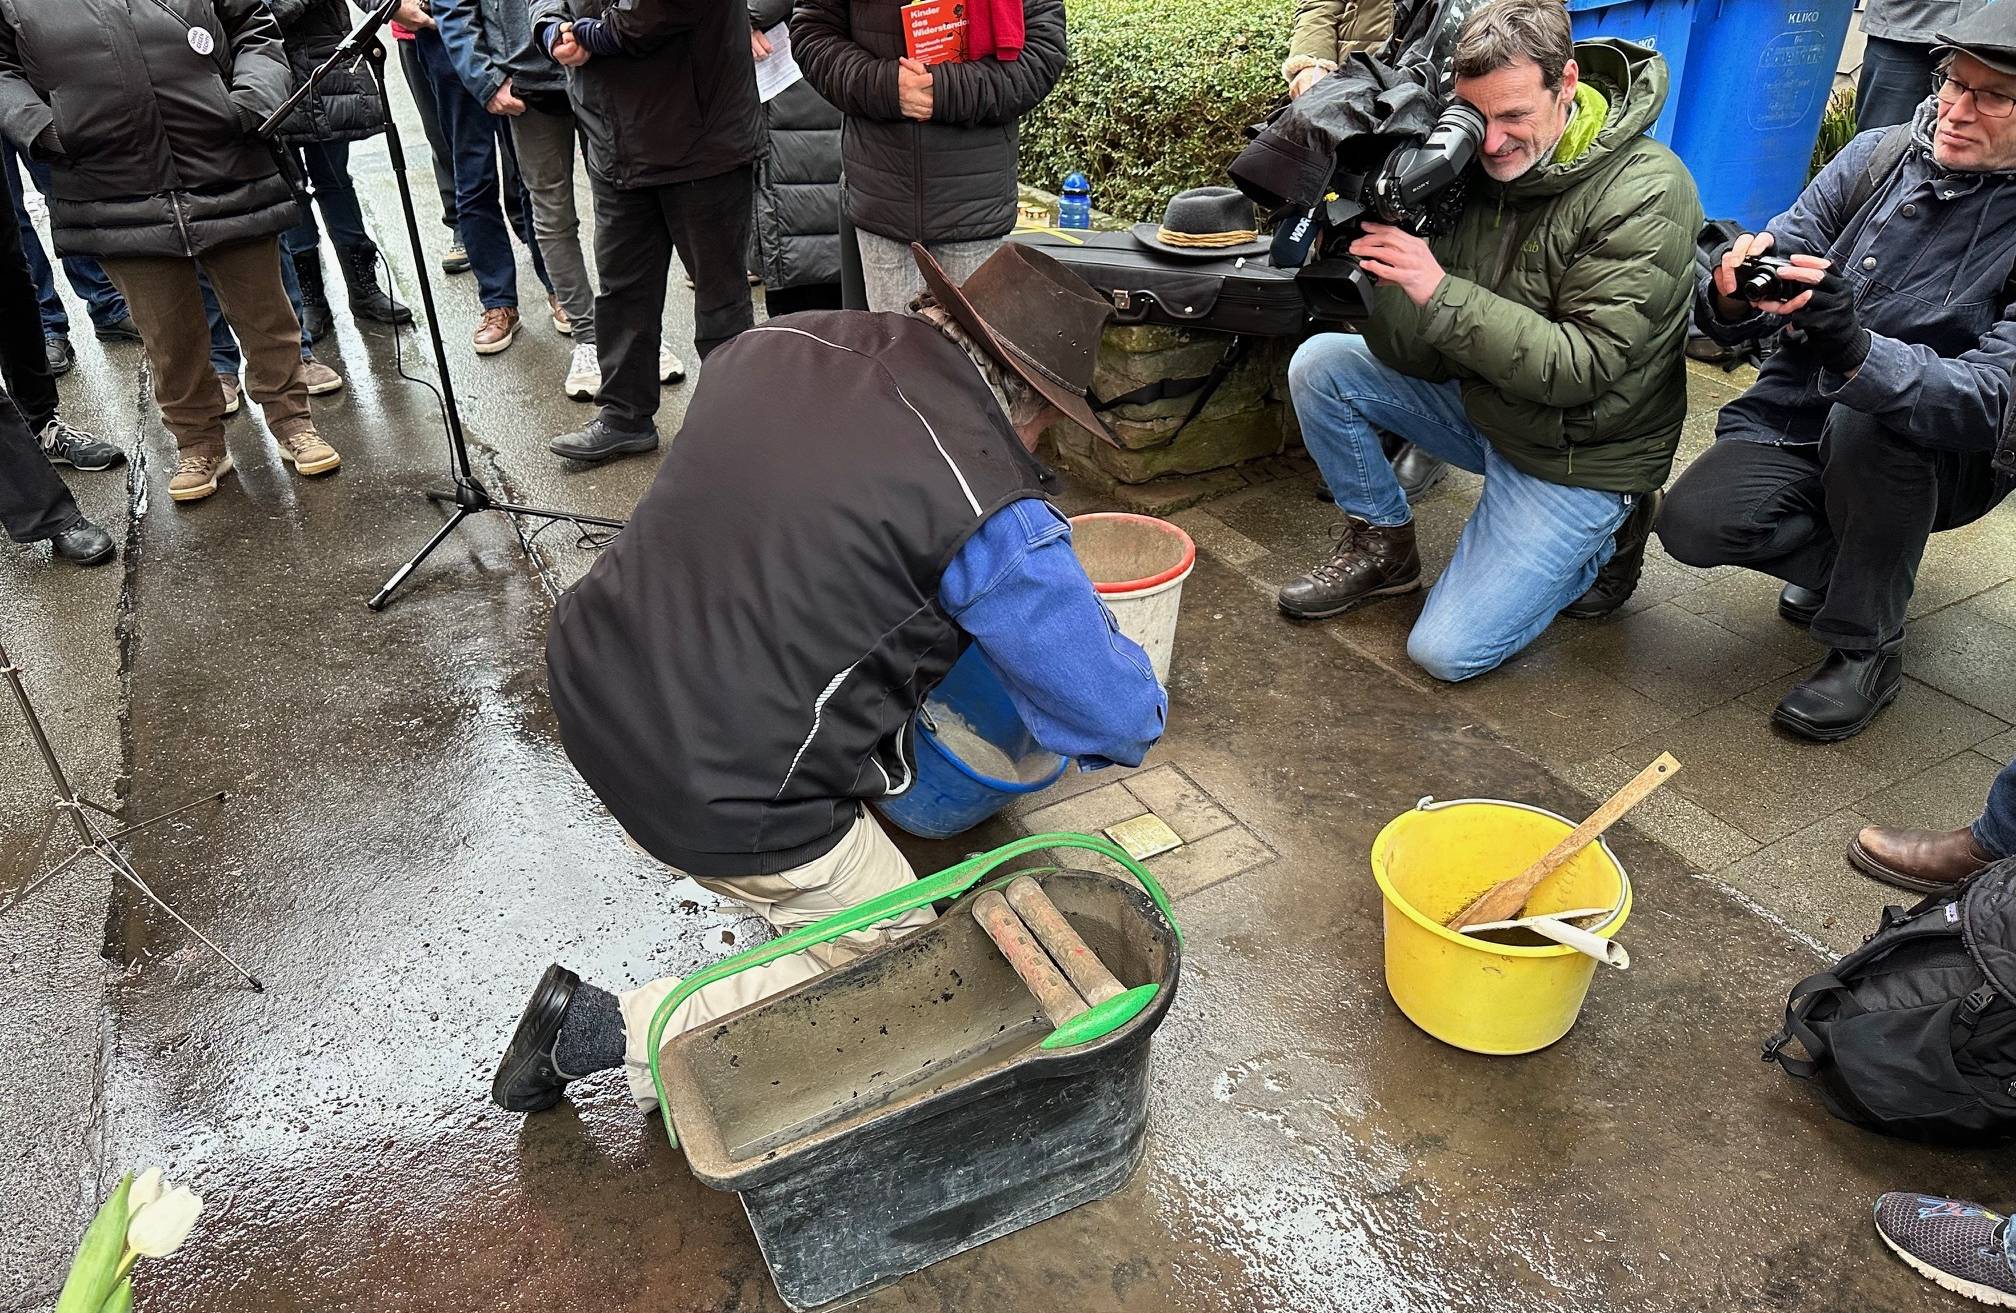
[0,0,299,260]
[751,0,841,290]
[791,0,1066,244]
[270,0,386,146]
[527,0,761,190]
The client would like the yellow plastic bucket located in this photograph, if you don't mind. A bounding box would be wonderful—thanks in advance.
[1370,797,1633,1055]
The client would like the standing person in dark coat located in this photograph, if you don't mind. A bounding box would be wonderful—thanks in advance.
[268,0,412,337]
[749,2,843,315]
[532,0,762,465]
[0,0,340,504]
[792,0,1067,312]
[1658,4,2016,742]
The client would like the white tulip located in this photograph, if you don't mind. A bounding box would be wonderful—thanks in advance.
[127,1167,163,1212]
[125,1186,203,1258]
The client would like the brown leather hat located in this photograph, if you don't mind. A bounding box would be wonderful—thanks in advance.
[910,241,1120,446]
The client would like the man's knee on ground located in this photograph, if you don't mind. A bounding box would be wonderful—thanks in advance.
[1405,625,1501,684]
[1288,332,1387,404]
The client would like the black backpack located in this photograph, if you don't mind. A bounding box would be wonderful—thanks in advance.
[1763,858,2016,1142]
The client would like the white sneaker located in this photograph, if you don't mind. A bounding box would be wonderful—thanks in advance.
[565,343,600,401]
[659,344,686,385]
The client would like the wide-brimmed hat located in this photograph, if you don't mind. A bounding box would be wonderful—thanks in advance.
[1935,0,2016,75]
[911,241,1119,445]
[1130,187,1271,259]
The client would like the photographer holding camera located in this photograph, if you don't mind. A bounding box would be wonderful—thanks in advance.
[1277,0,1701,681]
[1656,3,2016,743]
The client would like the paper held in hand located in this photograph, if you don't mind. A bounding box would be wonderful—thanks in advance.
[904,0,970,65]
[754,22,803,103]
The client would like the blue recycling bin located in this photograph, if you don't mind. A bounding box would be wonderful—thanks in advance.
[1570,0,1857,228]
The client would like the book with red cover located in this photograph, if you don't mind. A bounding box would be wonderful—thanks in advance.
[904,0,969,65]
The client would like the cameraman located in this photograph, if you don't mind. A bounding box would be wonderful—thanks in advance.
[1656,6,2016,742]
[1279,0,1701,680]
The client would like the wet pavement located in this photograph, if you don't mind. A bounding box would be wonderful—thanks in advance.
[4,112,2013,1313]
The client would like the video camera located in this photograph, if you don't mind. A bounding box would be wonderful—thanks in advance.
[1275,100,1487,320]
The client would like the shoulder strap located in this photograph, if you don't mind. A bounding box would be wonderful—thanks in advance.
[1843,124,1915,223]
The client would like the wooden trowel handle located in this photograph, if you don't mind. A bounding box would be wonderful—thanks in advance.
[1446,752,1680,931]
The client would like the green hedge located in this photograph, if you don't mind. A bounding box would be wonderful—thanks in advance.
[1021,0,1296,225]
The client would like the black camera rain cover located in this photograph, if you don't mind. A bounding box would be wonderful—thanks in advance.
[1230,55,1440,212]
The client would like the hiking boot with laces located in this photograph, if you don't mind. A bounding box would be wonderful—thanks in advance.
[1278,516,1422,620]
[1874,1193,2016,1308]
[274,427,341,476]
[474,306,520,355]
[169,451,234,503]
[38,418,124,472]
[1562,490,1662,620]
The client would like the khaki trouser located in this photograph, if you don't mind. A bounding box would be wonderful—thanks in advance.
[101,237,310,459]
[619,812,933,1109]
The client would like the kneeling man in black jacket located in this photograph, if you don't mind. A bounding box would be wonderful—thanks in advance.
[492,244,1169,1115]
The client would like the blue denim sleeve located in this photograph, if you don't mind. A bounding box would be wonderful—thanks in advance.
[432,0,507,105]
[941,499,1168,771]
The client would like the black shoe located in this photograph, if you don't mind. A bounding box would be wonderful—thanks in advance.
[1562,490,1662,620]
[93,316,142,343]
[1314,472,1334,503]
[549,416,660,463]
[292,250,333,344]
[49,516,115,566]
[337,244,412,325]
[1278,517,1423,620]
[1393,442,1449,500]
[1779,583,1825,626]
[44,335,74,377]
[38,417,125,471]
[1773,640,1904,742]
[493,964,580,1113]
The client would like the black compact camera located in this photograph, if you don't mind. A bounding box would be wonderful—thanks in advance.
[1730,255,1803,303]
[1284,100,1487,320]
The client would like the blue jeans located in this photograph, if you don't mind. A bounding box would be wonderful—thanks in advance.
[1973,758,2016,860]
[283,139,374,258]
[4,145,127,336]
[1289,332,1633,682]
[204,251,311,374]
[411,28,550,310]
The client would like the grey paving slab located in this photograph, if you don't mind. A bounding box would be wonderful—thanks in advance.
[1019,781,1150,837]
[1544,600,1804,718]
[1717,809,1902,953]
[1904,603,2016,721]
[1141,824,1278,902]
[1976,724,2016,764]
[1734,674,2009,778]
[1853,749,2008,834]
[1120,765,1236,843]
[1449,637,1691,775]
[1668,568,1826,663]
[1561,755,1763,874]
[1163,506,1267,568]
[1610,702,1894,845]
[1908,501,2016,618]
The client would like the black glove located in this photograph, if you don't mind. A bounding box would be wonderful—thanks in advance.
[1785,269,1870,375]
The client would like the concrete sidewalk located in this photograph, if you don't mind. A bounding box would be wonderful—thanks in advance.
[1,121,2009,1313]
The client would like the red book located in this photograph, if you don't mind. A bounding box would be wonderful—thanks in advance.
[904,0,969,65]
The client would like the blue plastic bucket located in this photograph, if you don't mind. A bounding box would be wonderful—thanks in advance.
[876,648,1068,840]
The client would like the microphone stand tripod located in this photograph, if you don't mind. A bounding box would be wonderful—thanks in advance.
[0,637,261,991]
[258,2,623,612]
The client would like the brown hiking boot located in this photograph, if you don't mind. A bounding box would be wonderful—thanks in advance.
[169,450,234,503]
[274,426,341,476]
[1847,824,1996,894]
[473,306,520,355]
[300,357,345,396]
[1277,516,1422,620]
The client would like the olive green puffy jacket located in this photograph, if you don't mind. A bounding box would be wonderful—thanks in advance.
[1363,40,1702,494]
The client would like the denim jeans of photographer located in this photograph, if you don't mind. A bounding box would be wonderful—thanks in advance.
[1289,332,1633,682]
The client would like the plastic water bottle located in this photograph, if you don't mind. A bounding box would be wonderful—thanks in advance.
[1058,172,1092,230]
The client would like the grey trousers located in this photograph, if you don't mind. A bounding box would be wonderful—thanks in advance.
[510,105,595,345]
[855,228,999,313]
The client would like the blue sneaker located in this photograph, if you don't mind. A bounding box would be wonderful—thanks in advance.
[1875,1193,2016,1308]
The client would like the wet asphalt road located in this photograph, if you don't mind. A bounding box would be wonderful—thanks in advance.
[3,99,2012,1313]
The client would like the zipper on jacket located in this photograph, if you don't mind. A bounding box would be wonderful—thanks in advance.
[169,193,194,257]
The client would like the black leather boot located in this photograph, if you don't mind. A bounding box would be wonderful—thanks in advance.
[50,516,115,567]
[1562,490,1662,620]
[1779,583,1825,626]
[291,249,332,343]
[1278,517,1422,619]
[1392,442,1449,500]
[1772,637,1904,742]
[337,244,412,325]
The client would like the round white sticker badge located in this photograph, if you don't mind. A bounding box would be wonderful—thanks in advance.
[188,26,215,56]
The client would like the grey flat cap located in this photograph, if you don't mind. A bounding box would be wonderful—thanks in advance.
[1936,0,2016,76]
